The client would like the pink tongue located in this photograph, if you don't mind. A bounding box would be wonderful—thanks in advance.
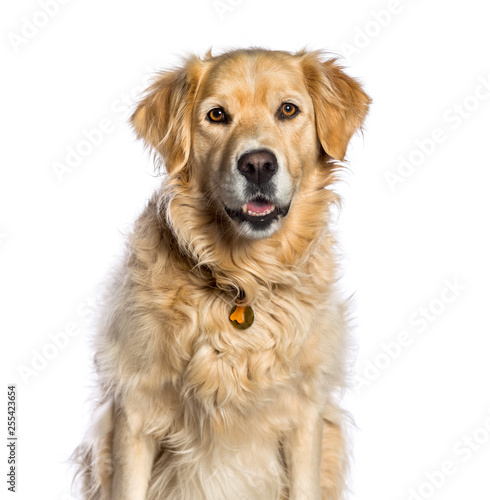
[246,200,273,213]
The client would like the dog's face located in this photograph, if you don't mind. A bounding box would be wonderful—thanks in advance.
[192,52,319,238]
[132,49,370,239]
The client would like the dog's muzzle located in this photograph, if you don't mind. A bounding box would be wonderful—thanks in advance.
[223,148,291,234]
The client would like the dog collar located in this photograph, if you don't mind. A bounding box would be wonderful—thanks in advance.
[229,295,254,330]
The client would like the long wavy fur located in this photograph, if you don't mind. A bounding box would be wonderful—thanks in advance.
[72,47,370,500]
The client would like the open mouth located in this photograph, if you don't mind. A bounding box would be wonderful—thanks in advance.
[224,198,290,226]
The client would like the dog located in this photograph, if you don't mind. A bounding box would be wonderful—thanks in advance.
[73,48,370,500]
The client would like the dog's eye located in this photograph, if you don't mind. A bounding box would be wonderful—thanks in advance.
[207,107,227,123]
[279,102,299,119]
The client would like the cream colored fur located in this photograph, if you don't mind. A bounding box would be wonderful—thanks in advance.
[72,48,370,500]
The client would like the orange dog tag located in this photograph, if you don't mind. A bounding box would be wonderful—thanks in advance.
[229,304,254,330]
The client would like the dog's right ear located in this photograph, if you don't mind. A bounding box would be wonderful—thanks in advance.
[131,57,204,179]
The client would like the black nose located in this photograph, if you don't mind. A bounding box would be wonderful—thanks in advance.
[237,149,278,185]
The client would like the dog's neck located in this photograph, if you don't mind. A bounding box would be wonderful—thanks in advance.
[151,173,338,303]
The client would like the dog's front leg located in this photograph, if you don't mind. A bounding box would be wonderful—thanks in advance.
[284,404,323,500]
[111,408,156,500]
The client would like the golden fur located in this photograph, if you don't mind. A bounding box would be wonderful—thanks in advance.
[73,48,370,500]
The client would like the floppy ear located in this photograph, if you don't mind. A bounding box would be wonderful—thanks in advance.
[131,56,204,178]
[300,52,371,162]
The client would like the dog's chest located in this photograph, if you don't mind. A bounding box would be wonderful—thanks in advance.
[178,288,319,418]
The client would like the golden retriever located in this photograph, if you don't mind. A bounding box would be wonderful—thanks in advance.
[73,48,370,500]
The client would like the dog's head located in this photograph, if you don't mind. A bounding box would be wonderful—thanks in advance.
[132,49,370,239]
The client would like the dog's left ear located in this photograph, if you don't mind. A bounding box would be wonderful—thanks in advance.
[131,56,204,178]
[300,52,371,162]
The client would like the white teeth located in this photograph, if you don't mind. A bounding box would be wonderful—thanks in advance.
[244,204,275,217]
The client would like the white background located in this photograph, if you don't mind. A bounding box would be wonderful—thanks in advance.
[2,1,490,499]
